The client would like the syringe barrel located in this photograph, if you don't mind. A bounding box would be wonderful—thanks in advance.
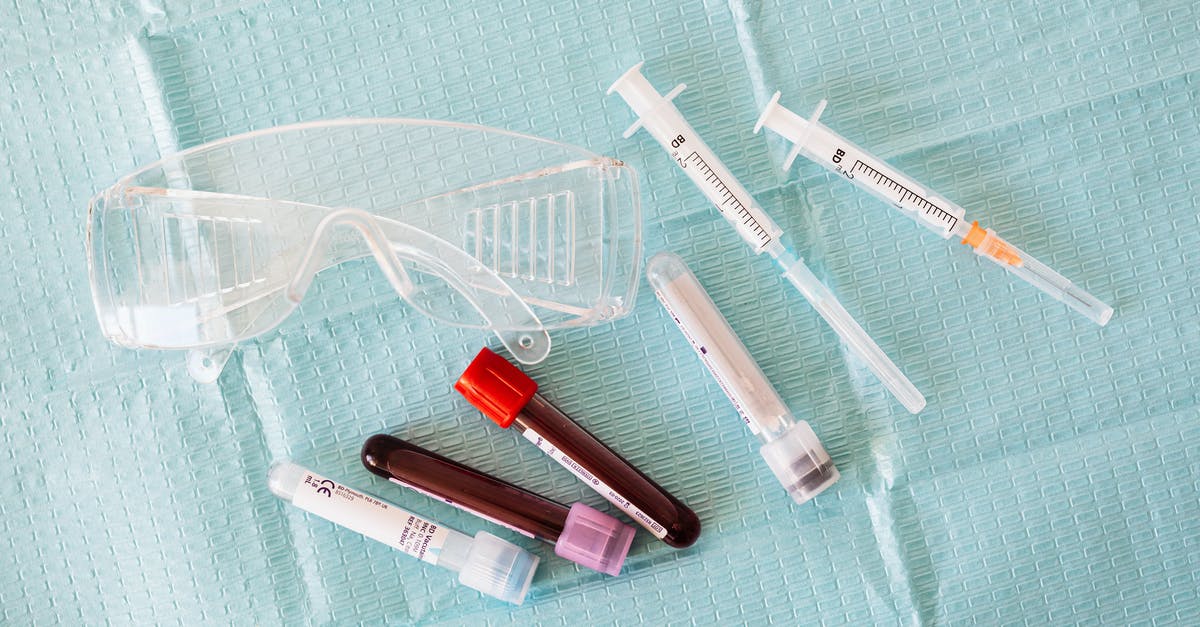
[646,251,793,441]
[757,95,966,239]
[609,64,782,253]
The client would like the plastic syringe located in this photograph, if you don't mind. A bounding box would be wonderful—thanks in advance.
[755,93,1113,326]
[609,63,925,414]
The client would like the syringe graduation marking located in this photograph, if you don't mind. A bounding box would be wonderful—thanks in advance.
[849,159,959,232]
[681,151,773,249]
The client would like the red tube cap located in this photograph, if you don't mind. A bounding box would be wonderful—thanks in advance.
[455,348,538,428]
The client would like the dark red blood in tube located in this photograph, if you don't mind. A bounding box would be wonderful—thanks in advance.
[362,433,637,575]
[361,433,569,541]
[455,348,701,548]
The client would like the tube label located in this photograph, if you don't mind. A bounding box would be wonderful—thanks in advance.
[292,471,450,565]
[521,427,668,539]
[654,287,760,435]
[386,477,537,540]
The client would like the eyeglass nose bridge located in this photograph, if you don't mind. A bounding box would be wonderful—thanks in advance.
[287,207,416,304]
[286,207,551,365]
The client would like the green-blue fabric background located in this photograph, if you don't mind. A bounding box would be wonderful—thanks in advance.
[2,0,1197,623]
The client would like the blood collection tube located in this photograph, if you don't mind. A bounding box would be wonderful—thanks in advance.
[647,252,839,505]
[267,460,538,605]
[454,348,702,548]
[361,434,635,576]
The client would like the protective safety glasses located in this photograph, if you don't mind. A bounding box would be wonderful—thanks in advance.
[88,120,641,381]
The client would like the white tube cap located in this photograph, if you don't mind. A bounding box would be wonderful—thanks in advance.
[457,532,539,605]
[759,421,840,505]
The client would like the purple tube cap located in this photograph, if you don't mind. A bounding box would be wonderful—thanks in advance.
[554,502,636,576]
